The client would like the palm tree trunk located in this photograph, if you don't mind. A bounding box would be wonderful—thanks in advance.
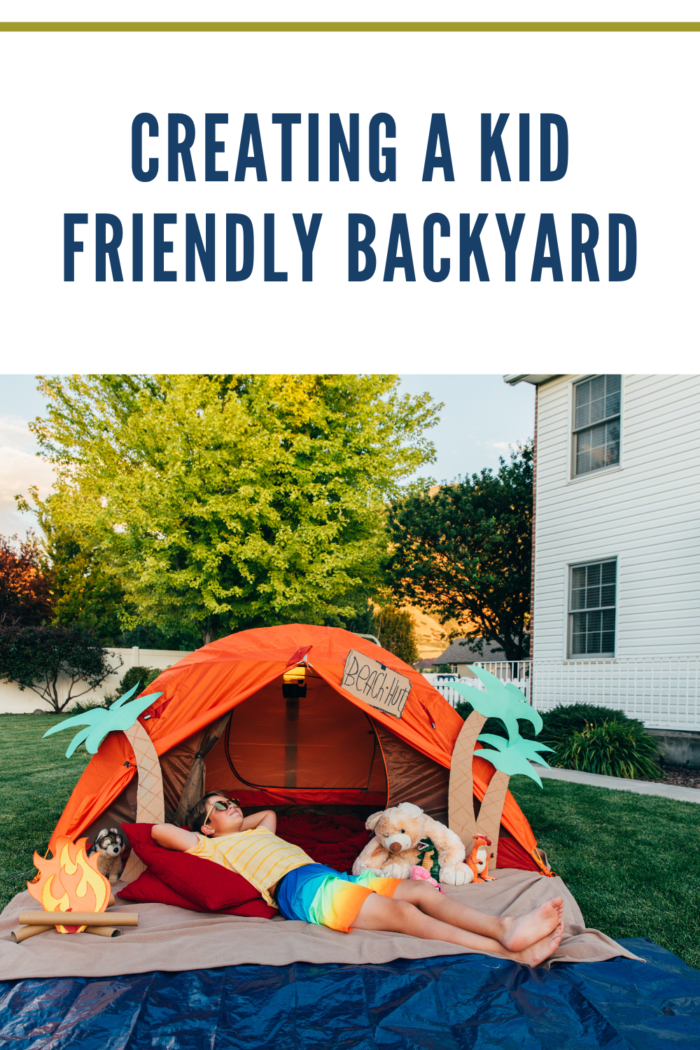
[120,721,165,884]
[448,711,487,848]
[477,769,510,871]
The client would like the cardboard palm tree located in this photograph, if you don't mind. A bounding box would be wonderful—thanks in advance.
[44,682,164,882]
[448,668,553,870]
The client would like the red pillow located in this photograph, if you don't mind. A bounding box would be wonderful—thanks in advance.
[118,823,276,917]
[119,869,275,918]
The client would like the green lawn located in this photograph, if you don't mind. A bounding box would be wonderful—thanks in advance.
[1,714,699,969]
[0,714,90,914]
[510,777,700,969]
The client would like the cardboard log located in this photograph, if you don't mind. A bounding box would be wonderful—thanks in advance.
[11,925,53,943]
[19,910,138,927]
[12,923,123,942]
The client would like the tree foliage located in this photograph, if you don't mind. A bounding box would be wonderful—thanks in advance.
[39,522,126,644]
[374,606,419,666]
[387,443,533,660]
[0,532,52,627]
[0,625,122,712]
[23,374,439,642]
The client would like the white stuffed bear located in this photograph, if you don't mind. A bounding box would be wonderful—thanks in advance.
[352,802,474,886]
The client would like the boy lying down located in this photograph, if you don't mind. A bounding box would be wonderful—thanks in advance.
[152,791,565,967]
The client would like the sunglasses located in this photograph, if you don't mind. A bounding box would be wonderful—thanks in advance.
[204,798,240,825]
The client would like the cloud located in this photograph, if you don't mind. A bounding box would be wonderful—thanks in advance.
[0,415,56,536]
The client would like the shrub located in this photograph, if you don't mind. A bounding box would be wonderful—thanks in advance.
[555,719,661,779]
[539,702,643,748]
[105,665,162,703]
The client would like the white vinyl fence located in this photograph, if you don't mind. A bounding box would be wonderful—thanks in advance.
[426,657,700,732]
[0,647,192,714]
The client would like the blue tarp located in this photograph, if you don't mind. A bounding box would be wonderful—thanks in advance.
[2,939,699,1049]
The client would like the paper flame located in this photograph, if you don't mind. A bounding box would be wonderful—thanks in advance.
[28,836,110,934]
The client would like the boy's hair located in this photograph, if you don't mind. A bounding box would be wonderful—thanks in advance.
[186,789,231,834]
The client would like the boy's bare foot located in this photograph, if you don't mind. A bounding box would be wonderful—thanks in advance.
[513,920,564,967]
[500,898,564,952]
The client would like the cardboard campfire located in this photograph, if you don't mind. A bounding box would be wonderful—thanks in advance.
[13,835,138,943]
[11,681,161,945]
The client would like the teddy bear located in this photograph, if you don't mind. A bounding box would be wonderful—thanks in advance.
[88,827,127,884]
[351,802,474,886]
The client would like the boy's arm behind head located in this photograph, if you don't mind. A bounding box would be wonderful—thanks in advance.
[240,809,277,834]
[152,824,200,851]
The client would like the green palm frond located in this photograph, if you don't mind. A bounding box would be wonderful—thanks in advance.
[476,733,509,753]
[474,727,555,787]
[474,743,544,786]
[452,675,520,740]
[478,733,554,764]
[503,681,543,735]
[452,667,543,740]
[43,682,162,757]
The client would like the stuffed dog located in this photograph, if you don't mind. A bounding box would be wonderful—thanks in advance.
[352,802,473,885]
[88,827,126,884]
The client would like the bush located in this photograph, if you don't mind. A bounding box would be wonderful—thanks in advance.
[105,665,162,703]
[555,719,661,779]
[65,698,110,716]
[539,702,643,748]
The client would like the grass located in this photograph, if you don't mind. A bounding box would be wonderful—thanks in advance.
[1,715,699,969]
[510,777,700,969]
[0,714,90,914]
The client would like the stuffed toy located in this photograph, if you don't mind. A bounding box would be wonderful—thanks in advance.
[466,835,496,883]
[88,827,126,884]
[352,802,473,885]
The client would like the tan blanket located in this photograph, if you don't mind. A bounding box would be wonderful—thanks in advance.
[0,868,642,980]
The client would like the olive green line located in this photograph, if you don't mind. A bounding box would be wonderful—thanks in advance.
[0,21,698,33]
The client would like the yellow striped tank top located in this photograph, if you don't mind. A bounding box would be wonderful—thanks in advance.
[186,827,315,907]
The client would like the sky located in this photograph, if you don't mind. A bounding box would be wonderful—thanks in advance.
[0,374,535,537]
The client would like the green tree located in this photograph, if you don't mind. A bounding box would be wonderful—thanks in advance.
[374,606,419,665]
[24,375,440,643]
[0,625,122,712]
[387,443,533,660]
[40,522,126,644]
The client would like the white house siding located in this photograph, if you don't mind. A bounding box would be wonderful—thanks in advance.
[0,647,192,713]
[531,374,700,730]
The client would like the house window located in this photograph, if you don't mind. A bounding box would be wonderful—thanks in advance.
[573,375,621,476]
[569,560,616,657]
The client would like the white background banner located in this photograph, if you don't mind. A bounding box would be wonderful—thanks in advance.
[0,9,697,369]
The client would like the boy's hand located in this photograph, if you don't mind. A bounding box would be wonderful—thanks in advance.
[241,809,277,833]
[152,824,199,851]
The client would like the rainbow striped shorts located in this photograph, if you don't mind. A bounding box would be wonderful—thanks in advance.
[275,863,401,933]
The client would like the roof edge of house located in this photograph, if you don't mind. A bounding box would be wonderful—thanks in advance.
[503,374,560,386]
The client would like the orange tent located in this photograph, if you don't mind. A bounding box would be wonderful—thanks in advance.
[50,624,548,874]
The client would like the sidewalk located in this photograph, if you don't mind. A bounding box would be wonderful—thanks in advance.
[532,764,700,804]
